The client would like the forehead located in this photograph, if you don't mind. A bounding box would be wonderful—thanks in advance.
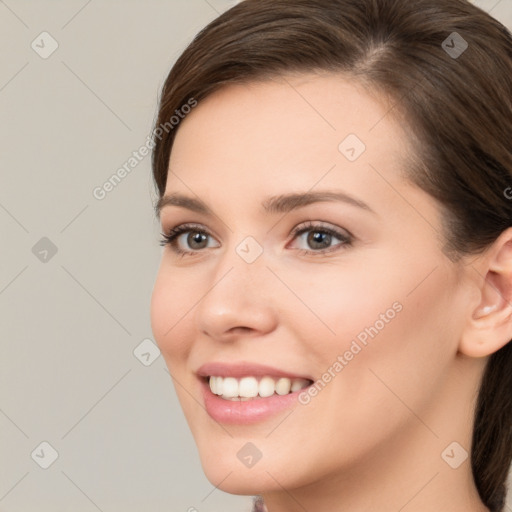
[166,73,410,198]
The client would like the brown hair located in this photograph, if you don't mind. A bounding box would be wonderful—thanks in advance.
[151,0,512,510]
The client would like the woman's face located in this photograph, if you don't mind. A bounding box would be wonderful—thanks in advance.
[150,73,474,494]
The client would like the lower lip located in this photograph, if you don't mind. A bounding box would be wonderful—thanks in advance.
[200,378,308,425]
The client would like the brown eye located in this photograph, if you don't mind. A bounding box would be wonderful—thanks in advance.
[289,222,353,255]
[187,232,209,250]
[306,231,333,250]
[159,224,220,255]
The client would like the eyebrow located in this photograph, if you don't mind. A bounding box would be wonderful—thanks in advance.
[156,190,376,218]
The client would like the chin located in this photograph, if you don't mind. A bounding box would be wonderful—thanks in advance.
[201,461,280,495]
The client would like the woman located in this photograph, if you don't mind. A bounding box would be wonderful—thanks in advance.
[150,1,512,510]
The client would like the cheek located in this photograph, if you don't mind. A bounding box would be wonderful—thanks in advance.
[286,252,458,420]
[150,270,170,347]
[150,264,193,364]
[276,260,403,366]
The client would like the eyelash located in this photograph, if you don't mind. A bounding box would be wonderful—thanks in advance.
[159,221,353,258]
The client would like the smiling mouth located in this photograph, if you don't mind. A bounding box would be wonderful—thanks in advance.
[203,375,314,401]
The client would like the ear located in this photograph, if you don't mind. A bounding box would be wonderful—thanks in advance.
[459,227,512,358]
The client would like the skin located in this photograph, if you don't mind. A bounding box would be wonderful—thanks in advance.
[150,72,512,511]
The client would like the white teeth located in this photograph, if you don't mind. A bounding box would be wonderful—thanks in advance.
[222,377,239,398]
[238,377,259,397]
[209,377,216,394]
[275,377,291,395]
[208,375,311,399]
[258,376,275,398]
[291,378,308,392]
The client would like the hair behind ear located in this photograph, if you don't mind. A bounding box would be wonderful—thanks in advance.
[472,342,512,512]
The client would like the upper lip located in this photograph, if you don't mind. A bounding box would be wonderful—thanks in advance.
[196,361,314,381]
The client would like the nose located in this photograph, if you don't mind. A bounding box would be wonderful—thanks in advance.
[193,244,278,341]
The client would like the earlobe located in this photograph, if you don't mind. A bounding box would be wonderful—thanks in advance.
[459,228,512,358]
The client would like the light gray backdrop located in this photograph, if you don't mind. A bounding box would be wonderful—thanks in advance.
[0,1,510,511]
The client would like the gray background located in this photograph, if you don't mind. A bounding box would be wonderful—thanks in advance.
[0,0,510,511]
